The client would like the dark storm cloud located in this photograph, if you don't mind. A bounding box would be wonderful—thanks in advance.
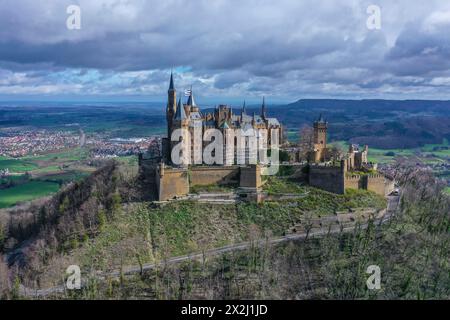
[1,0,450,99]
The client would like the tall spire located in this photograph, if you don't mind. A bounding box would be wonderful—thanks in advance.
[174,98,187,120]
[261,96,266,118]
[317,113,325,123]
[169,70,174,90]
[186,85,196,106]
[242,100,247,114]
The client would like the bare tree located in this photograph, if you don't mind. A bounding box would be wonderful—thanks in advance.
[298,125,314,161]
[327,144,345,162]
[147,138,161,159]
[0,254,10,299]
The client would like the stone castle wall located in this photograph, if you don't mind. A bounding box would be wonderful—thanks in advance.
[154,164,262,201]
[240,165,262,188]
[309,164,345,194]
[309,163,394,196]
[189,166,239,186]
[366,174,394,196]
[344,174,362,191]
[156,165,189,201]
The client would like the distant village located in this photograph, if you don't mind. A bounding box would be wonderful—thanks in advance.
[0,128,153,162]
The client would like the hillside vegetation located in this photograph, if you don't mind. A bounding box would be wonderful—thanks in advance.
[66,163,450,300]
[0,162,386,295]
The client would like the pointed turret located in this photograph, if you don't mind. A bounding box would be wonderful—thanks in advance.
[317,113,326,123]
[186,86,196,107]
[169,70,174,90]
[166,71,177,139]
[261,96,266,119]
[242,100,247,114]
[174,98,187,120]
[220,120,230,130]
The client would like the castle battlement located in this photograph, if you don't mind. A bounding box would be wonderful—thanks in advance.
[367,173,384,179]
[345,175,361,180]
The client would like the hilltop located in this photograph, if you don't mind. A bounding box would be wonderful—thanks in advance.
[0,160,387,295]
[272,99,450,148]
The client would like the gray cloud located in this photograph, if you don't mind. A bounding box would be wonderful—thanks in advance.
[1,0,450,101]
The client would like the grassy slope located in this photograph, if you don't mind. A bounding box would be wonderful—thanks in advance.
[71,174,449,300]
[47,179,386,277]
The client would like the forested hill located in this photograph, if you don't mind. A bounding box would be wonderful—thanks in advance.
[269,99,450,148]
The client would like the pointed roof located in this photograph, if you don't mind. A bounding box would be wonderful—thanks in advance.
[261,96,266,118]
[220,120,230,129]
[186,86,196,106]
[174,98,187,120]
[169,70,174,90]
[317,113,326,123]
[242,100,247,114]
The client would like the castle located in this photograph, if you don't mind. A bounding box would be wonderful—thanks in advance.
[139,72,393,201]
[140,72,283,201]
[162,72,282,167]
[306,118,393,196]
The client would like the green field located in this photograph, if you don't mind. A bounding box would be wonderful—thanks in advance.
[0,158,39,172]
[0,148,95,208]
[0,180,60,208]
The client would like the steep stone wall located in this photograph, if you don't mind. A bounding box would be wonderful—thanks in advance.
[156,165,189,201]
[309,165,345,194]
[190,166,239,186]
[366,174,392,196]
[344,175,362,190]
[240,165,262,188]
[310,161,393,196]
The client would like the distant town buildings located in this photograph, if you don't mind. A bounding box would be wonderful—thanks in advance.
[0,128,154,159]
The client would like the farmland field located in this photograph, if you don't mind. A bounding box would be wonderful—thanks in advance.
[0,148,97,208]
[0,180,59,208]
[0,158,39,172]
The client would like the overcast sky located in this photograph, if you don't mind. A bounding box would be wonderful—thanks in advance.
[1,0,450,103]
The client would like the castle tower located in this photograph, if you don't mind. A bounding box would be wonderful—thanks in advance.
[312,114,328,163]
[221,121,234,166]
[166,71,177,139]
[172,97,190,167]
[186,86,197,110]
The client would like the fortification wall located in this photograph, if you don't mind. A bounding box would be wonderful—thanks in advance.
[240,165,262,188]
[309,165,345,194]
[344,174,362,190]
[189,166,239,186]
[156,166,189,201]
[366,174,391,196]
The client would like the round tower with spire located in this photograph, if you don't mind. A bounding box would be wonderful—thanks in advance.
[312,114,328,163]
